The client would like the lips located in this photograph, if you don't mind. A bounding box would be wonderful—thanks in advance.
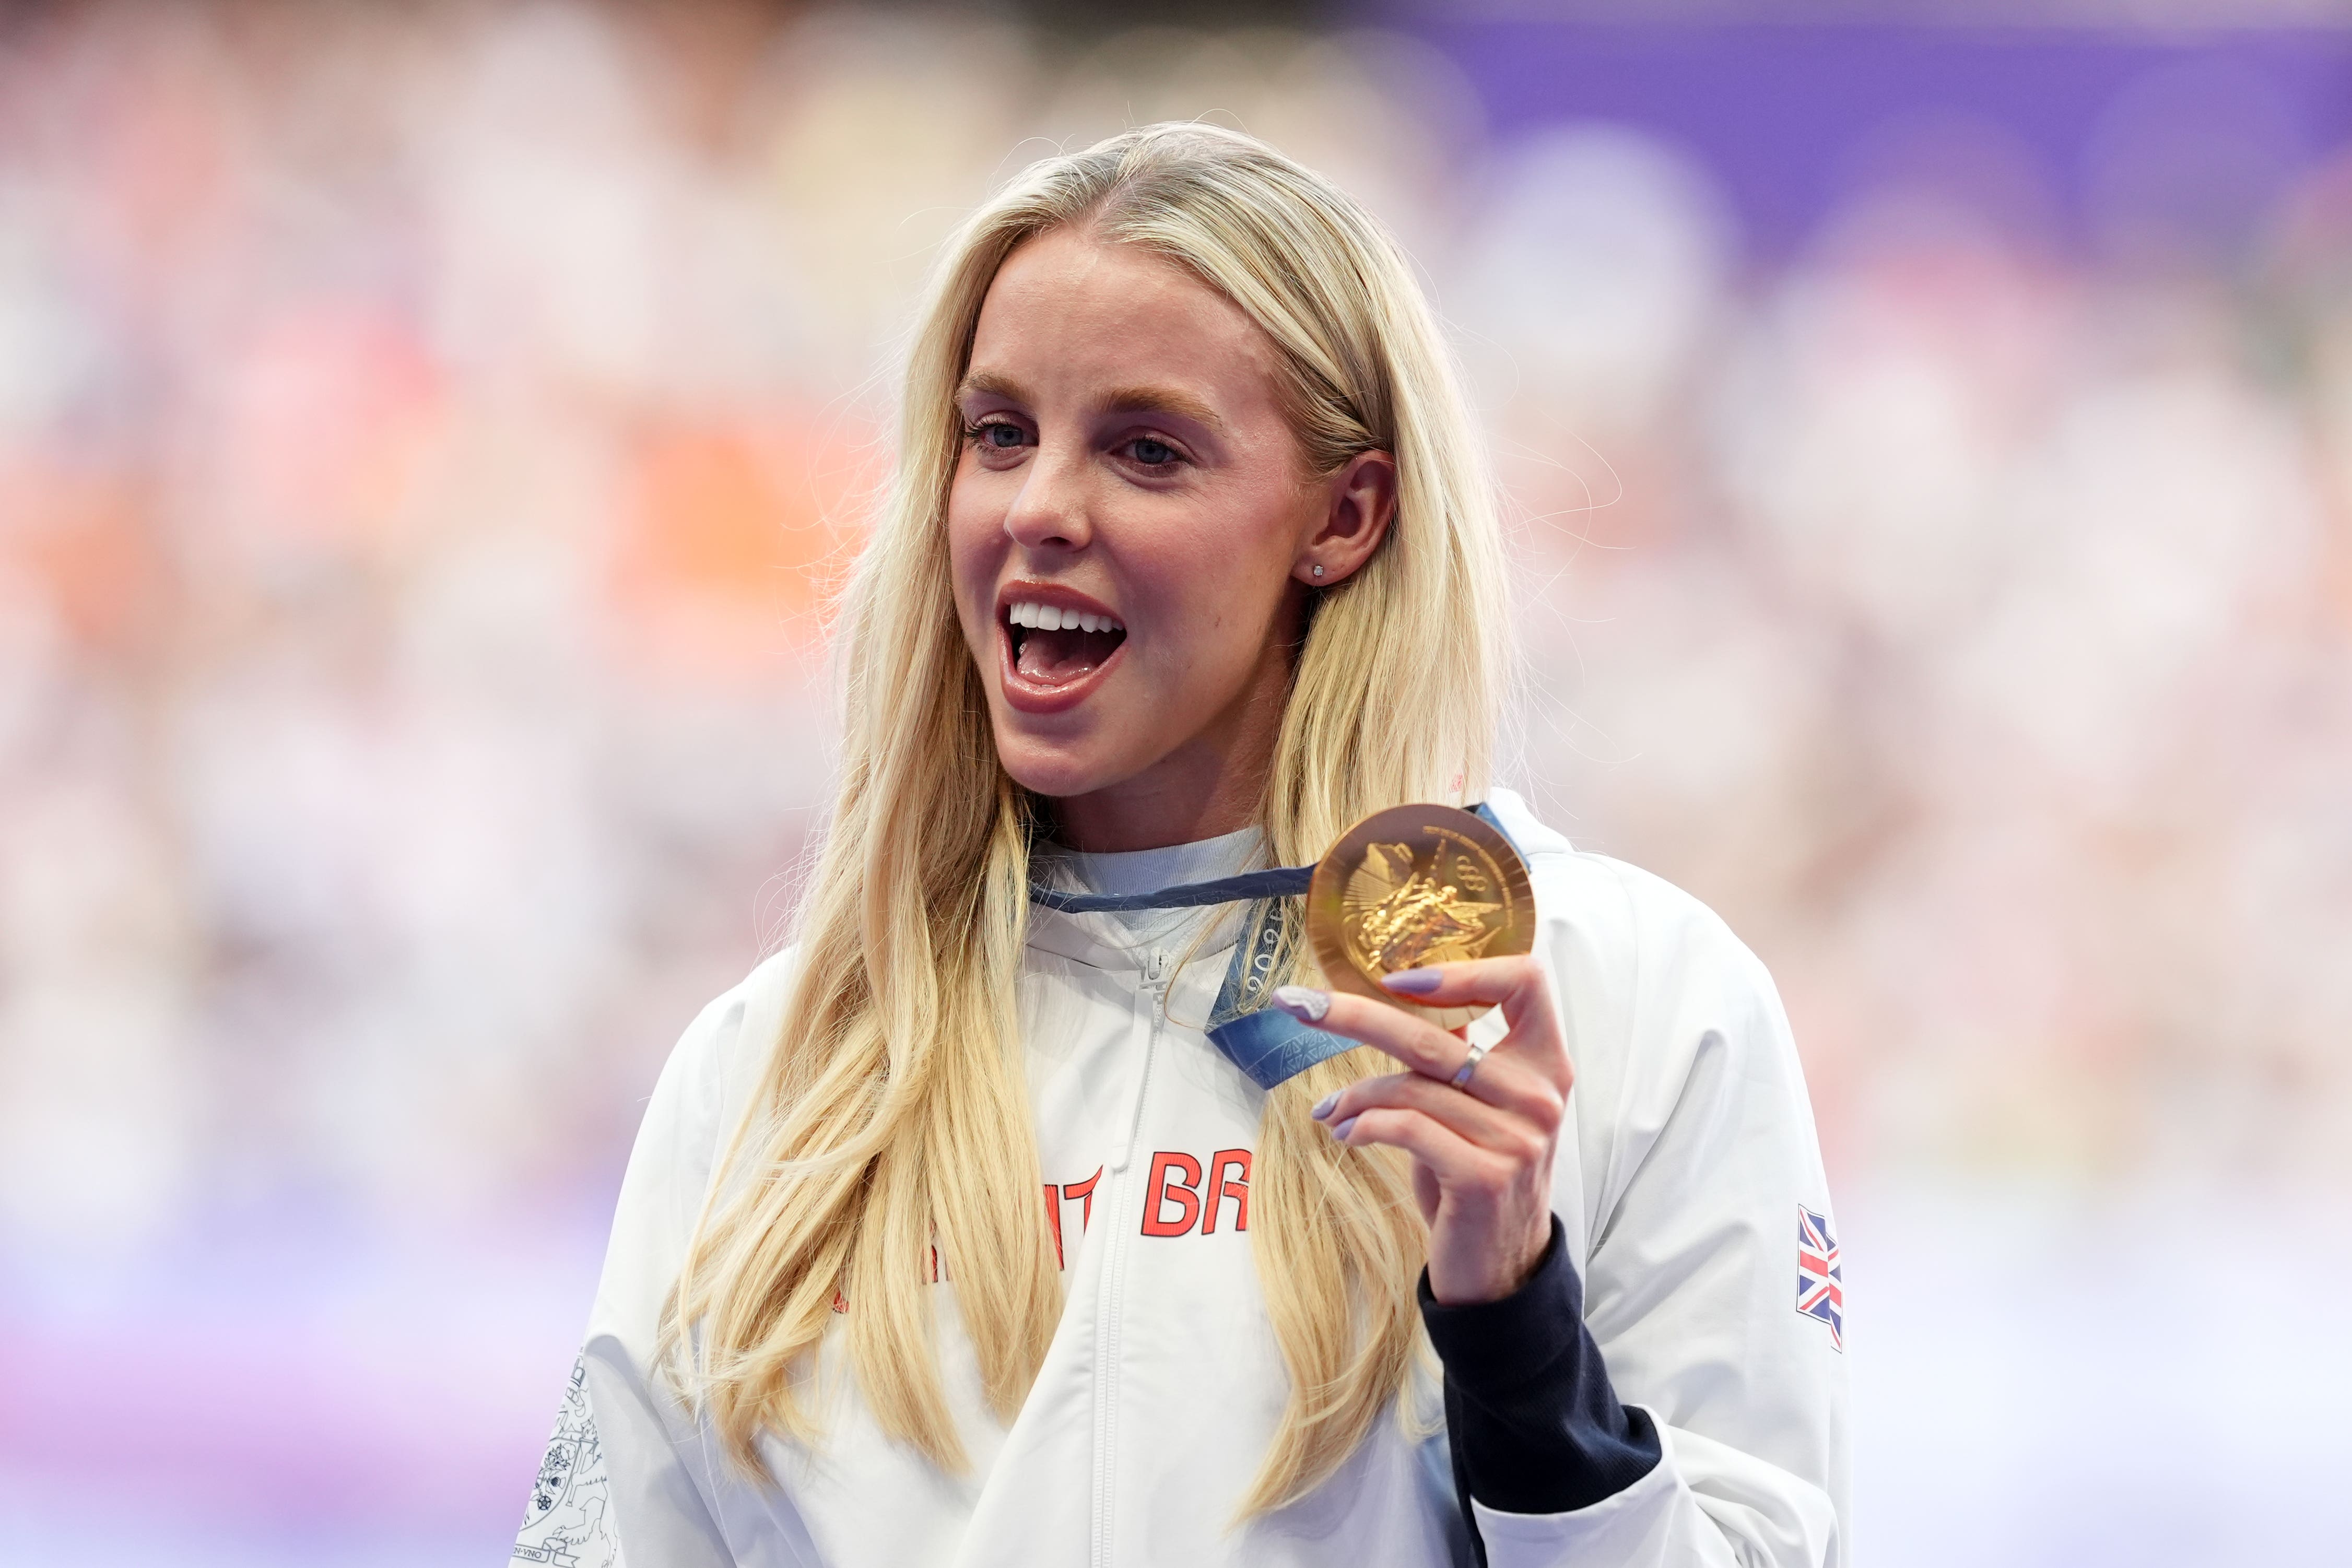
[996,585,1127,714]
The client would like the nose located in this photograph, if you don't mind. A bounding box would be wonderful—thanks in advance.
[1002,445,1093,553]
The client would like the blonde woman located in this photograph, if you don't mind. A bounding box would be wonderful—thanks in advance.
[512,125,1847,1568]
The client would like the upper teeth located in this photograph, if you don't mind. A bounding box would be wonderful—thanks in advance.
[1009,600,1123,634]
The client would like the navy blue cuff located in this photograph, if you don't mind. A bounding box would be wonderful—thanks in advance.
[1419,1215,1663,1524]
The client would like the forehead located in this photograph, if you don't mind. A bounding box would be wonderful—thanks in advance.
[966,228,1284,418]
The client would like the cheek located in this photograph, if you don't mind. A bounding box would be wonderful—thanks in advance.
[946,479,1005,620]
[945,466,987,562]
[1128,498,1300,666]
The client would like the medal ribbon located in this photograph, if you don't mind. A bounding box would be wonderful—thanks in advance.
[1027,804,1521,1090]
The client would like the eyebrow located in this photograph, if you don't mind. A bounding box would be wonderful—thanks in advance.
[1097,384,1225,432]
[956,370,1026,406]
[954,372,1225,432]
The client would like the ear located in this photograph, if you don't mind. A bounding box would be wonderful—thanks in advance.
[1292,450,1397,587]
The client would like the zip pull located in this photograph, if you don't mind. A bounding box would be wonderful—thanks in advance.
[1142,949,1177,1022]
[1112,949,1176,1174]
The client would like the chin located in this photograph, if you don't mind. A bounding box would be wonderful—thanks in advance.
[992,728,1125,803]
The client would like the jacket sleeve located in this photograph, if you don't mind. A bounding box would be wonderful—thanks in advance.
[1465,857,1849,1568]
[1420,1214,1662,1563]
[511,952,807,1568]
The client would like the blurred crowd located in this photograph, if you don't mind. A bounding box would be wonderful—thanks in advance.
[1,0,2347,1281]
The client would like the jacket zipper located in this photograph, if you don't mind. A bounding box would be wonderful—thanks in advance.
[1091,948,1173,1568]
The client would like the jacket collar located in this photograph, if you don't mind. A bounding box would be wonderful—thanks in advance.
[1024,900,1243,973]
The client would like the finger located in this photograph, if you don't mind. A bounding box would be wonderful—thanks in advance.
[1380,958,1570,1088]
[1323,1072,1558,1168]
[1275,985,1568,1111]
[1378,954,1559,1040]
[1332,1104,1514,1192]
[1274,986,1467,1082]
[1319,1059,1561,1137]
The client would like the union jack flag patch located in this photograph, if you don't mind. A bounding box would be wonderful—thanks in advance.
[1796,1206,1843,1350]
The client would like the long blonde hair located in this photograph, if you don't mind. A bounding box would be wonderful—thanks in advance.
[667,123,1507,1516]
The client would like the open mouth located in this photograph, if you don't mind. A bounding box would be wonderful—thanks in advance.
[1004,596,1127,690]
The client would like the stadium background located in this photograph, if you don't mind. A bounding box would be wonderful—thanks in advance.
[2,1,2347,1562]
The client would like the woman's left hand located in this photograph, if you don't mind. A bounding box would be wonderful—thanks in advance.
[1273,957,1570,1306]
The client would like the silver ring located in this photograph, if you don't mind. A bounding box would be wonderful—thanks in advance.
[1449,1040,1491,1091]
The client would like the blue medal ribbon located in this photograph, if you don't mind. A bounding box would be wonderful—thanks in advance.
[1029,865,1312,915]
[1028,804,1521,1090]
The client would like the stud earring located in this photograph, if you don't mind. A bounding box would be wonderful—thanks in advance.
[1311,564,1325,579]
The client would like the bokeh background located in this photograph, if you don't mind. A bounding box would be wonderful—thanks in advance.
[3,1,2348,1563]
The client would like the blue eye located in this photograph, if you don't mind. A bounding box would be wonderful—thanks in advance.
[979,421,1024,448]
[1130,437,1176,466]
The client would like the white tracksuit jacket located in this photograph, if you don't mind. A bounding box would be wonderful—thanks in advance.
[511,788,1850,1567]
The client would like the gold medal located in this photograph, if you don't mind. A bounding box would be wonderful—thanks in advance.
[1306,804,1535,1031]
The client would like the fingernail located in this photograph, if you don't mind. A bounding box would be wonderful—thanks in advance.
[1311,1091,1339,1120]
[1271,985,1331,1022]
[1330,1115,1359,1141]
[1381,968,1442,995]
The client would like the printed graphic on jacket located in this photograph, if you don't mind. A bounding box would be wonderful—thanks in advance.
[1044,1150,1251,1267]
[836,1148,1258,1310]
[1138,1148,1251,1237]
[1796,1205,1843,1351]
[511,1352,621,1568]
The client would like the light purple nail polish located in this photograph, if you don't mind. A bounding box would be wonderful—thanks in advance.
[1272,984,1331,1022]
[1381,968,1442,995]
[1311,1091,1339,1120]
[1330,1116,1359,1141]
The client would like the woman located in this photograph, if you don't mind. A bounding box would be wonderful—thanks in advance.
[512,124,1847,1568]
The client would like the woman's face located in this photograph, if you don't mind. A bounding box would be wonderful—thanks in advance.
[947,227,1392,851]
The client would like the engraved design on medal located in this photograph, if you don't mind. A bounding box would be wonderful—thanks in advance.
[1306,804,1536,1029]
[1341,835,1506,974]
